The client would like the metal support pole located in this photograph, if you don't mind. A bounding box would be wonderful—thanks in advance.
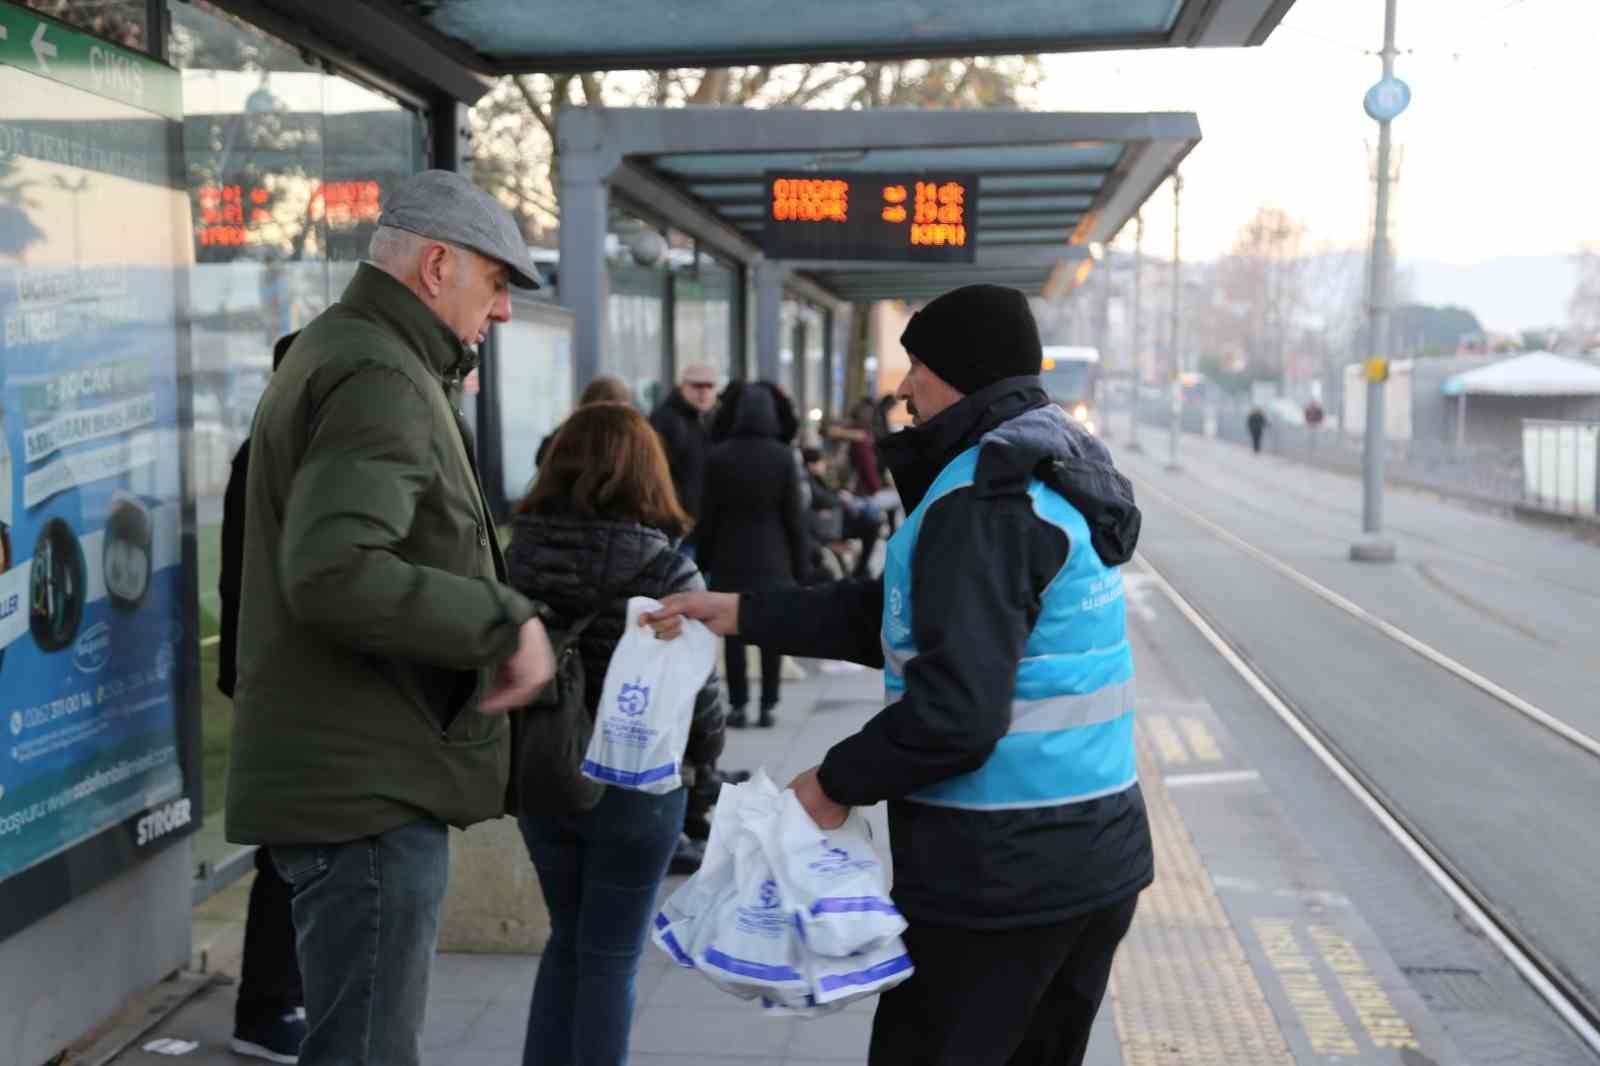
[1353,0,1400,562]
[1128,214,1143,453]
[754,259,787,383]
[1166,174,1183,472]
[558,152,611,394]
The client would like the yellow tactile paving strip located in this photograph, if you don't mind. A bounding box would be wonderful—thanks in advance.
[1110,732,1295,1066]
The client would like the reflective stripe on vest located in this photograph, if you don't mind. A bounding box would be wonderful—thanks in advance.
[881,439,1138,811]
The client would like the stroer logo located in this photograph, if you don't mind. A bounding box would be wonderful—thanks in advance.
[73,621,112,674]
[616,680,650,718]
[136,798,191,846]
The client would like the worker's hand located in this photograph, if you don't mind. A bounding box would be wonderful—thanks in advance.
[789,766,849,830]
[640,592,741,640]
[478,617,556,713]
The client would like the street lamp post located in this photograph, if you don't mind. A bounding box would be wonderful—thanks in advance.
[1352,0,1406,563]
[1128,213,1143,453]
[1166,173,1183,472]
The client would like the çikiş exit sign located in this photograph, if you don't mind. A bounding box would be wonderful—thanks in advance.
[760,171,979,263]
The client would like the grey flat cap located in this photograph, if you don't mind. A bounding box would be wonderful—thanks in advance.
[378,169,543,290]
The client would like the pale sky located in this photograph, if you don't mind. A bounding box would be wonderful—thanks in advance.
[1039,0,1600,267]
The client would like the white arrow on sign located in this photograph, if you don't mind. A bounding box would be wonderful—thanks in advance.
[32,23,56,73]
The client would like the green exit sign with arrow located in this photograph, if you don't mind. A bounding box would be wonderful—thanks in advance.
[0,1,180,120]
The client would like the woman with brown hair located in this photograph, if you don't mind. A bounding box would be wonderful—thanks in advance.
[504,403,725,1066]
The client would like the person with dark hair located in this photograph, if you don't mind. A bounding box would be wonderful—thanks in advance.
[646,283,1150,1066]
[505,403,724,1066]
[536,374,633,467]
[217,333,305,1063]
[697,382,809,728]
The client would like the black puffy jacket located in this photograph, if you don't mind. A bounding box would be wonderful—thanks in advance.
[504,513,725,769]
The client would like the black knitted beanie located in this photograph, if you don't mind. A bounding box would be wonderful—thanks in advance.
[898,284,1042,395]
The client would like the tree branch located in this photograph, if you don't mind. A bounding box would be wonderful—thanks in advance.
[783,65,862,107]
[513,75,557,139]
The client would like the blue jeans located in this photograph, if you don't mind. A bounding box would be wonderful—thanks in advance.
[518,785,688,1066]
[271,820,449,1066]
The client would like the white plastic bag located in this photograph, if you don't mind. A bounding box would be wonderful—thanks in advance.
[763,793,906,958]
[583,596,717,794]
[803,936,915,1006]
[695,828,810,1003]
[651,771,914,1012]
[651,771,767,970]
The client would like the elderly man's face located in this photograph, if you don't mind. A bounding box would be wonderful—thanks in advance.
[680,372,718,414]
[436,245,512,347]
[896,358,965,426]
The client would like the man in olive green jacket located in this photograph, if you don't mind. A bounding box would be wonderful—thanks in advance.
[227,170,555,1066]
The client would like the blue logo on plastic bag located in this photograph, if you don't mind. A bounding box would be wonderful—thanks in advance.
[617,680,650,717]
[757,878,782,910]
[808,844,876,877]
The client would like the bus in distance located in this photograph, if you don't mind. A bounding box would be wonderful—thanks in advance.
[1040,346,1101,434]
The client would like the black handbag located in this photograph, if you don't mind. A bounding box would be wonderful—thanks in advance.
[508,576,636,816]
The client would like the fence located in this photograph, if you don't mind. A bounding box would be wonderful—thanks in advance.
[1140,405,1596,519]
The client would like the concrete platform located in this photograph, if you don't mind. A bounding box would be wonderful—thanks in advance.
[102,600,1502,1066]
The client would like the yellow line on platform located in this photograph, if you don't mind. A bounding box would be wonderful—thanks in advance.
[1111,734,1294,1065]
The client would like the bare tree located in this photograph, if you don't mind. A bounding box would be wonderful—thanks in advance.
[1566,244,1600,352]
[1213,207,1310,388]
[469,58,1039,408]
[469,58,1040,241]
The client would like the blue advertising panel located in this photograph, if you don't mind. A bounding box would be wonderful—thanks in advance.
[0,3,198,937]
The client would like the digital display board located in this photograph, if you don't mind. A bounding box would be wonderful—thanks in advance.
[760,171,979,263]
[0,1,199,942]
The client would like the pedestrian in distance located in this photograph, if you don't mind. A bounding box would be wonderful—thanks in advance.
[504,403,725,1066]
[216,331,304,1065]
[1247,405,1268,453]
[226,170,557,1066]
[649,362,719,530]
[698,381,810,729]
[643,283,1152,1066]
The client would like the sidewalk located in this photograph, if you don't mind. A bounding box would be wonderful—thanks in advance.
[107,603,1470,1066]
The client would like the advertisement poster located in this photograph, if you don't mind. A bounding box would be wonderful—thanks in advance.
[0,10,192,889]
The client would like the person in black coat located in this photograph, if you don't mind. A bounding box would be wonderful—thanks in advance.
[217,332,306,1064]
[503,402,724,1066]
[698,381,809,727]
[1247,406,1268,453]
[648,363,718,524]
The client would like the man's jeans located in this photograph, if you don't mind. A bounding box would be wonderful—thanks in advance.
[271,821,449,1066]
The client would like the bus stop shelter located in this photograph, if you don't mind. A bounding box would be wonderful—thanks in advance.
[557,106,1200,389]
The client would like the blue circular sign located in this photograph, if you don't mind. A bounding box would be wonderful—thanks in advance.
[1364,77,1412,122]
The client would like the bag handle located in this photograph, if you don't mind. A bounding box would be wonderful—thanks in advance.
[547,558,660,654]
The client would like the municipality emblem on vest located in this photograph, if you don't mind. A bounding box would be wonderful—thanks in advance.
[617,680,650,717]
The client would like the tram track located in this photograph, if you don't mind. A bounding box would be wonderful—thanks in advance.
[1132,475,1600,763]
[1127,477,1600,1057]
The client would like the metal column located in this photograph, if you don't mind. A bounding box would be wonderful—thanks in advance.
[1353,0,1400,563]
[1166,174,1183,472]
[754,259,787,384]
[558,151,612,393]
[1128,214,1143,453]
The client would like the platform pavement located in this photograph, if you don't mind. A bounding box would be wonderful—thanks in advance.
[104,596,1479,1066]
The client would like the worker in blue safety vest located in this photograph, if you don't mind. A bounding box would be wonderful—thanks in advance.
[644,284,1152,1066]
